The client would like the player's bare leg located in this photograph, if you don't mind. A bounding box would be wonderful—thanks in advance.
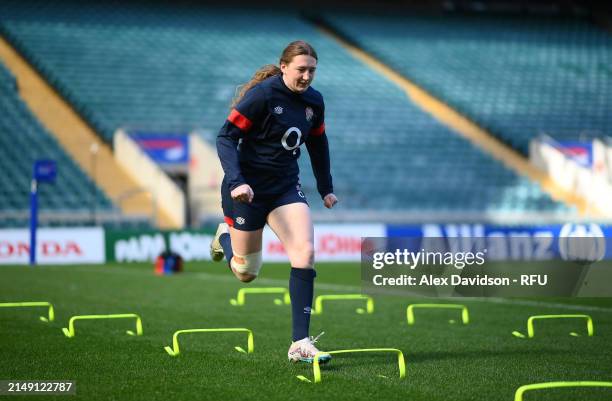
[267,202,314,268]
[267,202,331,363]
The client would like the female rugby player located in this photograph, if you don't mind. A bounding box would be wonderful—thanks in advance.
[210,40,337,363]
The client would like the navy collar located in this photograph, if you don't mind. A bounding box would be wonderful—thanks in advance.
[275,74,307,98]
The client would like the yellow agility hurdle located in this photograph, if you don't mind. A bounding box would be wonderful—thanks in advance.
[0,301,55,322]
[229,288,291,306]
[164,328,254,356]
[514,381,612,401]
[406,304,469,325]
[62,313,143,338]
[512,314,594,338]
[296,348,405,384]
[311,295,374,315]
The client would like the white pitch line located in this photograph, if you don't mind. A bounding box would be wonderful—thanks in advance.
[186,273,612,314]
[35,265,612,313]
[193,272,361,292]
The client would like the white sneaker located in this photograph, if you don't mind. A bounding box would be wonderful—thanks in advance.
[287,332,331,364]
[209,223,229,262]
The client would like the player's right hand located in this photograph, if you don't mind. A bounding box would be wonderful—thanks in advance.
[231,184,254,203]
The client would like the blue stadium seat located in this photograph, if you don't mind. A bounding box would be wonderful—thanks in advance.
[323,13,612,155]
[0,61,116,222]
[0,2,575,216]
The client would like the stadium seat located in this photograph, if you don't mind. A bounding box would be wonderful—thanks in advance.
[0,61,117,223]
[0,1,575,216]
[323,13,612,155]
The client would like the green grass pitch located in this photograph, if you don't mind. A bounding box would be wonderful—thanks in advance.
[1,262,612,401]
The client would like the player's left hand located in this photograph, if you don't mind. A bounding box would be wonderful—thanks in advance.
[323,193,338,209]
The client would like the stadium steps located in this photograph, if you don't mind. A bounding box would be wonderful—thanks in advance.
[0,2,576,219]
[312,20,600,217]
[0,36,178,228]
[0,61,117,224]
[318,14,612,151]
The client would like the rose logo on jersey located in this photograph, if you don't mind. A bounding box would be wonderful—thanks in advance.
[305,106,314,122]
[274,106,283,115]
[236,217,246,225]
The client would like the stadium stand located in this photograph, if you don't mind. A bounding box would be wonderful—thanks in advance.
[0,61,122,227]
[0,1,573,219]
[322,13,612,154]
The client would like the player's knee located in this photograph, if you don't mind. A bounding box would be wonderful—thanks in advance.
[238,274,256,283]
[292,241,314,268]
[230,251,263,280]
[232,268,257,283]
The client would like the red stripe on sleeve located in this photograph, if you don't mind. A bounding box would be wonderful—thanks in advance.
[224,216,234,227]
[310,122,325,137]
[227,109,253,132]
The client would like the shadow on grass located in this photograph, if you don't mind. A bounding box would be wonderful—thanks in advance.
[408,348,569,363]
[296,347,571,371]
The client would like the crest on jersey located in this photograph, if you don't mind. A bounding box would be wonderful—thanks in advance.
[274,106,283,115]
[305,106,314,122]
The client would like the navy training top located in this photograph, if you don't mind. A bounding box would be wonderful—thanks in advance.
[216,74,333,198]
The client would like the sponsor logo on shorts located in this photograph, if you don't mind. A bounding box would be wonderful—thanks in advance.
[274,106,283,115]
[236,217,245,225]
[303,306,312,314]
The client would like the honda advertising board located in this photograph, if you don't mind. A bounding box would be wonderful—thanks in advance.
[0,228,105,265]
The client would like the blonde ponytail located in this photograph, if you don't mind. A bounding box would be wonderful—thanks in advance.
[231,64,281,108]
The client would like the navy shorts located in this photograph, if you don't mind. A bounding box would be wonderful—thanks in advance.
[221,183,308,231]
